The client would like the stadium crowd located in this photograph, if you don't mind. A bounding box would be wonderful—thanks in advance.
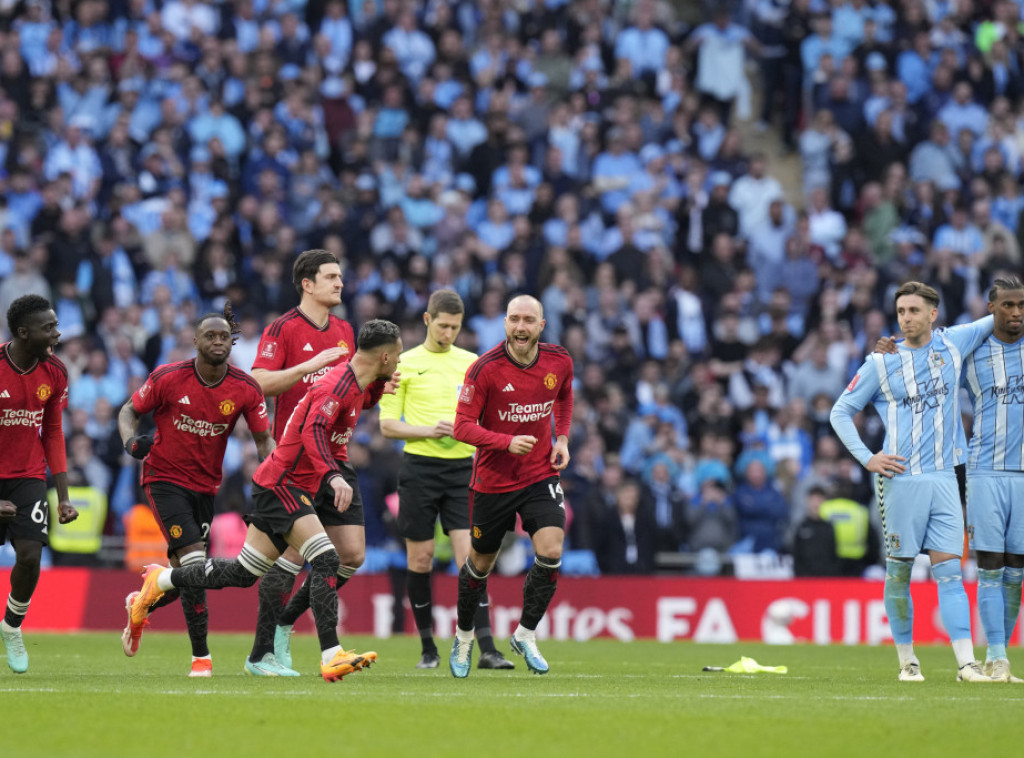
[0,0,1018,576]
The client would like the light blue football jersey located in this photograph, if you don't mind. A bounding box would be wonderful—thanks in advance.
[963,333,1024,472]
[831,317,993,475]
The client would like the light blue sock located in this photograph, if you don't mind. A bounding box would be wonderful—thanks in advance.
[933,558,972,642]
[884,559,914,644]
[1004,567,1023,644]
[978,568,1006,661]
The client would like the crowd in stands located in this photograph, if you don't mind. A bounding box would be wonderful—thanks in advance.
[2,0,1017,575]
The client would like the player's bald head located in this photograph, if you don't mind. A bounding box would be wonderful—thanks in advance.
[506,295,543,319]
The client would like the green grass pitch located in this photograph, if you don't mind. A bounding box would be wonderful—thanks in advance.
[2,633,1023,757]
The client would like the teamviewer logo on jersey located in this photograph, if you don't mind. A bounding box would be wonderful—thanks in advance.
[502,383,515,392]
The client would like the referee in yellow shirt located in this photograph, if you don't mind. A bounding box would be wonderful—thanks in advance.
[379,290,514,670]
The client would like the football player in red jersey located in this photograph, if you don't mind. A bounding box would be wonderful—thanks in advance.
[449,295,574,677]
[0,295,77,674]
[128,320,402,682]
[248,249,366,674]
[118,303,275,676]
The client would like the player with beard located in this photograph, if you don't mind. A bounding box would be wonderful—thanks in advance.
[118,303,274,676]
[248,249,360,676]
[0,295,76,674]
[128,320,401,682]
[377,289,513,671]
[448,295,574,677]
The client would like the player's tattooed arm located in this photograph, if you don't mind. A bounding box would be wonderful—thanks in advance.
[118,399,152,459]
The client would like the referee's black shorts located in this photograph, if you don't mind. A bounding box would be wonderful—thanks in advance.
[397,452,473,541]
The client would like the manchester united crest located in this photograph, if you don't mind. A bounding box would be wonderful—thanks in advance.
[169,525,183,539]
[219,399,236,415]
[543,373,557,390]
[36,384,52,401]
[337,340,350,354]
[300,495,312,506]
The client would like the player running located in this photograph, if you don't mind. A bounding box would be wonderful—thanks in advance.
[378,290,513,670]
[128,319,401,681]
[247,249,362,675]
[0,295,77,674]
[118,303,274,676]
[449,295,573,677]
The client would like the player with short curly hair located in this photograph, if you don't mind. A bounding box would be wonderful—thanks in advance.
[0,295,76,674]
[118,304,274,676]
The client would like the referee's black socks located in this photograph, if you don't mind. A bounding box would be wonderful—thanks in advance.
[407,570,437,653]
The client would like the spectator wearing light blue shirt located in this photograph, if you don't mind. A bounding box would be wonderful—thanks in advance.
[908,121,960,190]
[318,0,353,70]
[897,31,938,104]
[43,117,103,201]
[16,3,56,65]
[933,204,984,260]
[446,96,487,158]
[474,199,515,254]
[936,81,989,140]
[5,172,43,249]
[592,127,641,216]
[188,99,246,162]
[69,349,127,416]
[614,5,670,79]
[831,0,873,48]
[382,10,435,85]
[800,14,852,78]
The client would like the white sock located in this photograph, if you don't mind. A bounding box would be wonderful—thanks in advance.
[513,625,534,642]
[192,655,211,662]
[157,568,176,591]
[321,645,341,665]
[951,638,976,668]
[456,627,474,644]
[895,644,917,667]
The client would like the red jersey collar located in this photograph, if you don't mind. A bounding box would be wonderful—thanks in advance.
[295,306,331,332]
[3,343,39,375]
[503,341,540,370]
[192,359,228,389]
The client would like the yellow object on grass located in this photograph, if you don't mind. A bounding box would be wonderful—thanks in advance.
[703,657,788,674]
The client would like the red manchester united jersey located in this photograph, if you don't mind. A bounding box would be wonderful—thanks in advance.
[251,308,354,441]
[132,360,270,495]
[254,363,385,494]
[0,344,68,480]
[454,342,573,493]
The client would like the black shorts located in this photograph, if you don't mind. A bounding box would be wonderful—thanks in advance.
[313,462,364,527]
[0,478,49,546]
[398,453,472,541]
[249,482,318,554]
[470,476,566,555]
[144,481,215,556]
